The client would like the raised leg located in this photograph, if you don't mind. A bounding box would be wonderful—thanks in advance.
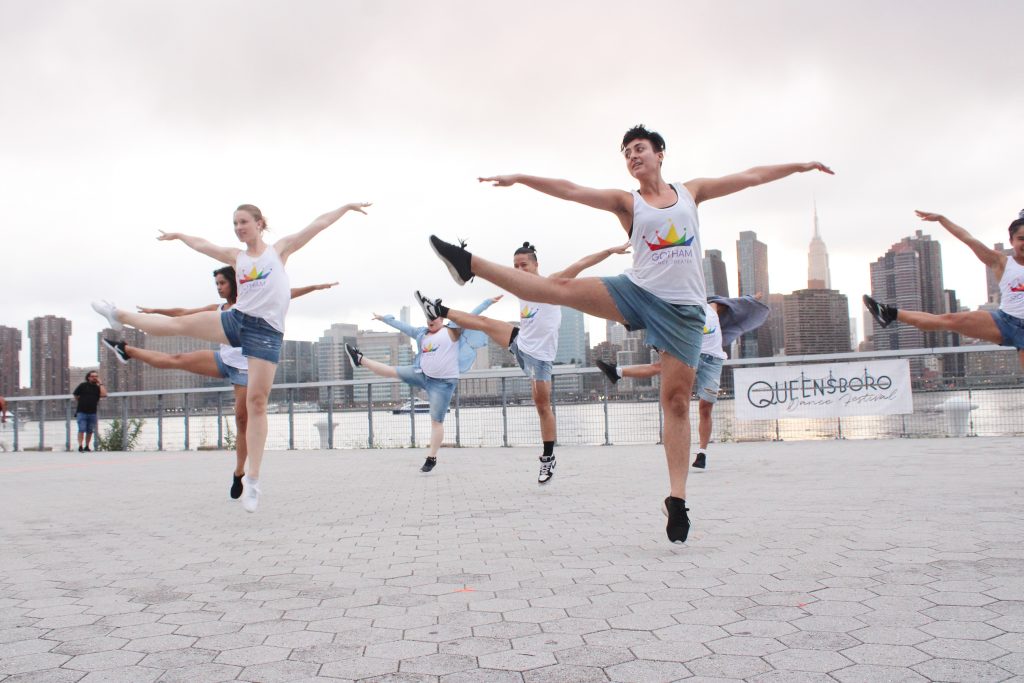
[621,362,662,379]
[125,347,222,378]
[896,309,1002,344]
[116,309,230,345]
[445,310,516,347]
[360,358,400,380]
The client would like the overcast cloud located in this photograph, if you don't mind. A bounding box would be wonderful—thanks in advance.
[2,0,1022,381]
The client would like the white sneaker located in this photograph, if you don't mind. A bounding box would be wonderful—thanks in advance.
[241,476,261,513]
[91,300,123,331]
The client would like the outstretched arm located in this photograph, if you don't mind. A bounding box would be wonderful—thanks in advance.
[157,231,238,265]
[916,211,1005,270]
[136,303,219,317]
[290,282,339,300]
[550,242,631,279]
[685,162,833,204]
[275,202,371,262]
[373,312,425,340]
[479,175,633,230]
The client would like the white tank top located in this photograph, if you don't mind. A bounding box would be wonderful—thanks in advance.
[516,299,561,362]
[624,182,706,305]
[999,257,1024,319]
[233,245,291,333]
[700,303,728,360]
[218,304,248,370]
[418,328,460,379]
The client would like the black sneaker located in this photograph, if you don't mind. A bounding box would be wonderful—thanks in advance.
[83,446,92,453]
[429,236,474,285]
[101,337,130,364]
[596,359,620,384]
[420,457,437,473]
[662,496,690,544]
[345,343,363,368]
[230,473,243,500]
[414,290,442,321]
[538,455,556,484]
[78,446,84,453]
[692,452,706,469]
[863,295,898,328]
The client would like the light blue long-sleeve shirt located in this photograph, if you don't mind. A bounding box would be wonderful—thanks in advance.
[379,298,496,375]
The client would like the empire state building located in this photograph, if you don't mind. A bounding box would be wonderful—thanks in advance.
[808,203,831,289]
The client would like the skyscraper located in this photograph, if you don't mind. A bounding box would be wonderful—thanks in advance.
[782,289,851,355]
[870,230,948,351]
[353,330,414,403]
[606,320,627,347]
[317,323,359,403]
[29,315,72,396]
[736,231,772,357]
[99,328,146,410]
[555,307,586,365]
[0,325,21,397]
[808,203,831,289]
[276,340,319,399]
[702,249,730,297]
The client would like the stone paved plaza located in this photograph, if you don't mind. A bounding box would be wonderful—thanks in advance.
[2,437,1023,682]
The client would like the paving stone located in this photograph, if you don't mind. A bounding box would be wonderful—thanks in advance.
[400,653,476,676]
[916,637,1009,661]
[0,652,72,675]
[912,658,1014,682]
[764,648,853,673]
[842,643,931,667]
[441,670,525,683]
[320,655,400,679]
[555,645,635,667]
[63,650,143,671]
[604,658,690,682]
[237,659,320,682]
[478,651,556,672]
[831,664,929,682]
[212,644,289,666]
[685,653,772,679]
[77,665,161,682]
[706,635,784,656]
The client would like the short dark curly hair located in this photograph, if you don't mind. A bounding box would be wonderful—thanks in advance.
[1009,209,1024,239]
[621,124,665,153]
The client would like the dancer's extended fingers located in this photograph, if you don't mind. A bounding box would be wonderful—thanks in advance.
[915,210,941,222]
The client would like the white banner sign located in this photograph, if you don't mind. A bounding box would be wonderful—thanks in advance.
[734,359,913,420]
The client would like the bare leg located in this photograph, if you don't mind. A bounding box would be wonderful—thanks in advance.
[233,385,248,476]
[1019,351,1024,371]
[116,309,230,345]
[360,358,400,380]
[896,310,1003,344]
[532,380,555,442]
[621,362,663,379]
[77,431,84,449]
[445,310,516,347]
[697,400,714,450]
[428,420,444,459]
[125,347,222,377]
[84,432,93,449]
[470,256,627,324]
[659,354,696,499]
[244,358,275,480]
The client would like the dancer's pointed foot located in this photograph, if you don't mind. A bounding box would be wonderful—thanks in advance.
[662,496,690,544]
[429,236,474,285]
[91,301,123,331]
[414,290,446,320]
[863,295,898,328]
[101,338,129,364]
[345,343,363,368]
[596,359,620,384]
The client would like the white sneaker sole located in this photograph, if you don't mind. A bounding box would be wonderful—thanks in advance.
[430,238,468,286]
[100,339,128,365]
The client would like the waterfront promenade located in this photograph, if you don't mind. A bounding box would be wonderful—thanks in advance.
[2,438,1023,682]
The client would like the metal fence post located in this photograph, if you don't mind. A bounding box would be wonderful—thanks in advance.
[157,394,163,451]
[367,383,374,448]
[288,388,295,450]
[967,388,977,437]
[602,394,610,446]
[183,393,190,451]
[836,417,843,440]
[657,400,663,445]
[454,383,461,448]
[38,401,45,451]
[774,419,781,442]
[501,377,509,448]
[326,385,334,450]
[65,401,72,452]
[13,412,19,452]
[409,392,416,448]
[121,396,129,451]
[216,392,224,449]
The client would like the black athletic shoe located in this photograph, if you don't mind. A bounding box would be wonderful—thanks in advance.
[692,452,706,469]
[414,290,442,321]
[101,337,130,365]
[538,455,556,484]
[863,295,898,328]
[596,359,620,384]
[78,446,84,453]
[429,235,474,285]
[420,457,437,473]
[662,496,690,544]
[345,343,363,368]
[83,446,92,453]
[230,473,243,500]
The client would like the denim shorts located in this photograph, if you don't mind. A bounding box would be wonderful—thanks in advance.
[508,330,553,382]
[214,351,249,387]
[395,366,457,423]
[221,309,284,364]
[991,310,1024,350]
[601,275,705,367]
[76,412,98,434]
[693,354,725,404]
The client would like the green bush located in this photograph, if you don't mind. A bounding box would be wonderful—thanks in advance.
[97,418,145,451]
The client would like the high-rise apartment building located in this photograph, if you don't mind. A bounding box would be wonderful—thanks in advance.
[353,330,414,403]
[702,249,730,297]
[29,315,72,396]
[606,320,627,347]
[0,325,22,397]
[765,293,786,357]
[870,230,948,351]
[736,231,772,357]
[555,307,586,365]
[317,323,359,404]
[808,204,831,289]
[782,289,851,355]
[99,328,146,410]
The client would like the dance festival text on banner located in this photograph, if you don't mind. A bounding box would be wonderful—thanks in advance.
[733,359,913,420]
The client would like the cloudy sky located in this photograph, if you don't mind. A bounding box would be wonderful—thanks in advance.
[2,0,1021,382]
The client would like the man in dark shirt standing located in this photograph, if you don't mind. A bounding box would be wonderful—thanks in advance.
[72,371,107,452]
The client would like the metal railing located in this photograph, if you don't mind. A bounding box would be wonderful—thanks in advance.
[2,345,1020,452]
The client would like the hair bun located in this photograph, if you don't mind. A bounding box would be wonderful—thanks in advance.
[1019,209,1024,219]
[522,242,531,248]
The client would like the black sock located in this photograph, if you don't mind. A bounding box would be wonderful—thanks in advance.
[437,303,450,318]
[542,441,554,458]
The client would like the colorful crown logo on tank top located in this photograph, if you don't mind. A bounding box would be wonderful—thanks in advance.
[240,266,273,284]
[1010,281,1024,293]
[703,325,717,335]
[421,342,439,353]
[521,306,538,319]
[643,220,694,252]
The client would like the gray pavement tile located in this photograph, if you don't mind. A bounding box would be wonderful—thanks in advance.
[629,640,711,662]
[912,658,1015,682]
[76,665,162,682]
[2,669,87,682]
[522,664,608,683]
[63,649,144,672]
[764,648,854,672]
[995,653,1024,675]
[365,640,437,660]
[477,651,556,672]
[320,656,400,679]
[440,670,524,683]
[685,653,772,679]
[748,672,835,683]
[777,631,860,651]
[916,636,1009,661]
[0,653,71,675]
[848,626,931,645]
[137,647,217,669]
[212,644,290,666]
[841,643,931,667]
[831,664,930,682]
[237,659,321,682]
[400,653,476,676]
